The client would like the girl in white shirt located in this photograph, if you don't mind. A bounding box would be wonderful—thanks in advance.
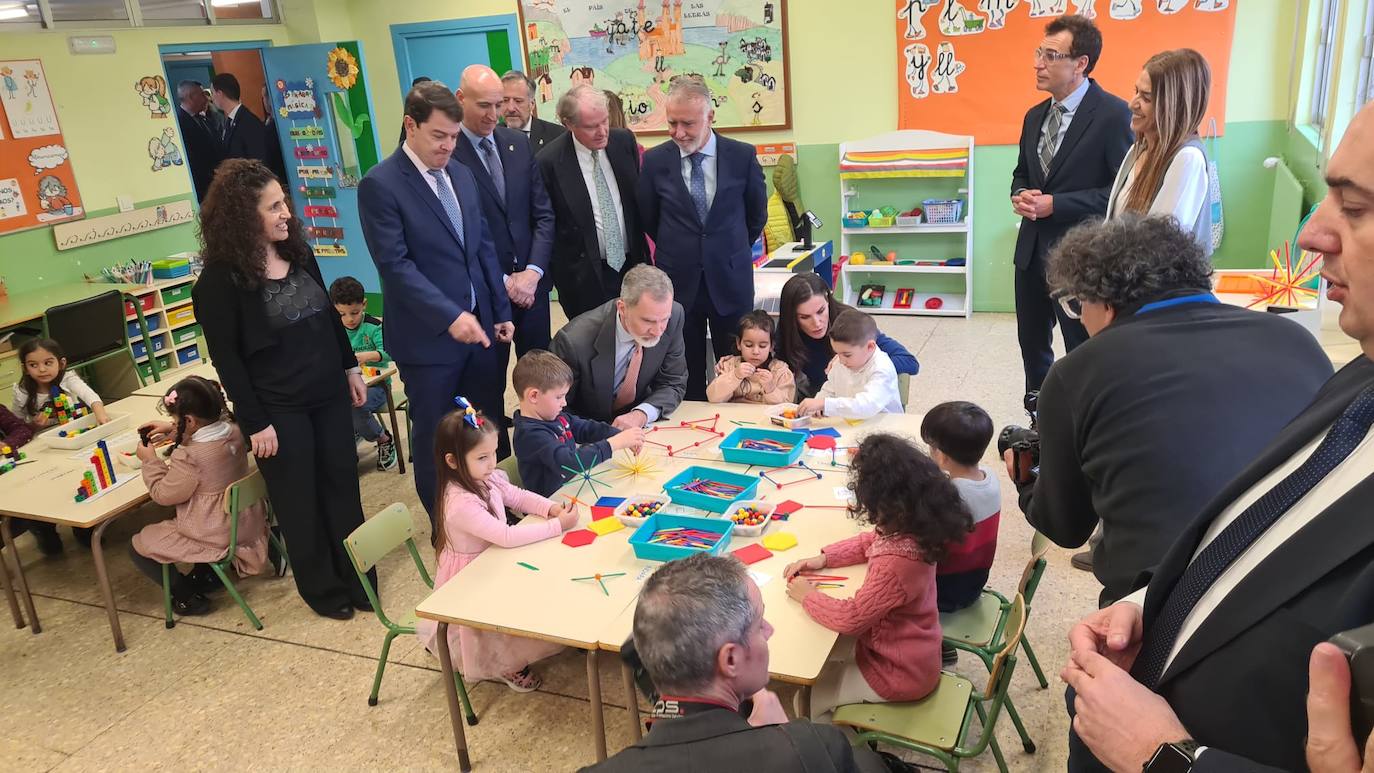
[11,337,110,428]
[1105,49,1213,254]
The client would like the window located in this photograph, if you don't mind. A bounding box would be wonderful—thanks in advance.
[138,0,206,23]
[48,0,128,23]
[4,0,277,27]
[207,0,273,20]
[1309,0,1340,130]
[0,1,41,25]
[1358,0,1374,106]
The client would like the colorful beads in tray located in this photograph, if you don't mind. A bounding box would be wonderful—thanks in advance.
[731,505,769,526]
[624,499,665,520]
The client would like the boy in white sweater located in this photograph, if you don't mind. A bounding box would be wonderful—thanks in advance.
[796,309,903,420]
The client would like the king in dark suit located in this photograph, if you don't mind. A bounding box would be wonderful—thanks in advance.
[637,78,767,401]
[358,82,514,521]
[453,65,556,368]
[1010,15,1133,393]
[537,85,649,320]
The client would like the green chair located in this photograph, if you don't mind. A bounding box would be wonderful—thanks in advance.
[162,469,291,630]
[343,502,477,722]
[898,373,911,410]
[941,532,1051,690]
[43,289,155,388]
[497,455,522,487]
[834,594,1030,772]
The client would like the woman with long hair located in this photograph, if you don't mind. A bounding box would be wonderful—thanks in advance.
[192,159,373,621]
[1105,48,1213,254]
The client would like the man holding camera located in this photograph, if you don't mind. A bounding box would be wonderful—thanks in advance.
[1008,215,1330,606]
[1063,102,1374,772]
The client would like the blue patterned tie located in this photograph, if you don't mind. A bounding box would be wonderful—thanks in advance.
[479,137,506,203]
[689,151,708,224]
[1134,385,1374,688]
[427,168,476,309]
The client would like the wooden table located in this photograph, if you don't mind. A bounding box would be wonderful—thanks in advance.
[0,281,144,330]
[0,394,169,651]
[414,401,923,770]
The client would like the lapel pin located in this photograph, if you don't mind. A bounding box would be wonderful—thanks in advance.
[508,144,515,152]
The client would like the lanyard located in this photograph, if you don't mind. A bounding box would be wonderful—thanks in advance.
[1136,292,1220,316]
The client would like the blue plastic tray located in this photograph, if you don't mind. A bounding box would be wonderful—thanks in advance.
[661,465,760,513]
[629,513,733,562]
[719,427,806,467]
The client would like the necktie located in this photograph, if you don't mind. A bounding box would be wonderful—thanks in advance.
[1039,103,1067,176]
[427,168,476,309]
[614,343,643,412]
[195,114,210,135]
[479,136,506,203]
[689,152,708,224]
[591,149,625,272]
[1133,385,1374,688]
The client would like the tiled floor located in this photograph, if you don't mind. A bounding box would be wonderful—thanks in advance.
[0,311,1097,772]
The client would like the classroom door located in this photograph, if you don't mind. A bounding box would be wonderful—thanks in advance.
[389,16,521,95]
[261,42,382,291]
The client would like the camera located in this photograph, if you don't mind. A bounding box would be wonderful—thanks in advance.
[1331,622,1374,747]
[998,391,1040,484]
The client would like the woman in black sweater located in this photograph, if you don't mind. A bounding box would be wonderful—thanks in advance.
[192,159,373,620]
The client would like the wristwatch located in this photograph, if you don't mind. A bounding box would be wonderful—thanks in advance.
[1144,740,1201,772]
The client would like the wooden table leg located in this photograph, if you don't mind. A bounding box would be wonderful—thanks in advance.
[435,623,473,772]
[0,519,25,629]
[621,659,642,740]
[588,648,608,761]
[384,386,406,475]
[0,517,39,634]
[90,517,125,652]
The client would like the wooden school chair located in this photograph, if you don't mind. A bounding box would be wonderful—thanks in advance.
[833,594,1031,773]
[162,469,291,630]
[343,502,477,721]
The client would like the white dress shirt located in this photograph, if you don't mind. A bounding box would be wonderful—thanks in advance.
[613,312,660,423]
[678,130,718,211]
[1106,145,1209,224]
[573,134,627,262]
[458,124,543,280]
[1040,77,1090,153]
[816,348,903,419]
[400,141,475,306]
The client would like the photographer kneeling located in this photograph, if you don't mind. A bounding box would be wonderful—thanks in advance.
[1010,215,1330,605]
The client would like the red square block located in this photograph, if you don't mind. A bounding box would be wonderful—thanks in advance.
[731,543,773,565]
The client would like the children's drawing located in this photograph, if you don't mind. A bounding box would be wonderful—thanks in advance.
[135,75,171,118]
[147,127,184,172]
[904,43,932,99]
[0,178,26,220]
[1156,0,1189,12]
[27,144,68,174]
[1072,0,1098,17]
[979,0,1019,29]
[22,69,38,98]
[711,41,732,77]
[1194,0,1228,9]
[1029,0,1068,16]
[1109,0,1143,19]
[1,59,60,137]
[0,67,14,100]
[932,42,966,94]
[36,175,79,220]
[898,0,939,40]
[938,0,986,35]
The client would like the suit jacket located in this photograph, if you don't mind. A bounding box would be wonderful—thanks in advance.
[176,106,223,202]
[526,116,565,152]
[452,126,555,290]
[220,104,269,165]
[550,298,687,423]
[1010,79,1133,270]
[357,147,513,366]
[638,132,768,318]
[537,128,648,314]
[1118,357,1374,772]
[579,709,887,773]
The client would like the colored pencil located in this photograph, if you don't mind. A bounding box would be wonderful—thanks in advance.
[815,583,845,589]
[799,573,846,581]
[517,562,540,571]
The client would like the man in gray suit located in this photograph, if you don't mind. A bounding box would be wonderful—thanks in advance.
[551,264,687,429]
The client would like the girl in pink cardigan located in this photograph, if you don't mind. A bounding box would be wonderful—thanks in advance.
[416,400,580,692]
[785,433,974,719]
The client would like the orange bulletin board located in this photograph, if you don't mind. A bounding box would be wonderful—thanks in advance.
[895,1,1236,145]
[0,58,85,237]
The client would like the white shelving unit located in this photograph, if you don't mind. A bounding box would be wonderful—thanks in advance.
[837,129,974,317]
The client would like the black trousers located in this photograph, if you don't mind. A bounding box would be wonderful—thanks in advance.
[1015,254,1089,393]
[127,543,205,601]
[254,395,375,614]
[557,262,625,321]
[498,288,552,377]
[683,283,741,402]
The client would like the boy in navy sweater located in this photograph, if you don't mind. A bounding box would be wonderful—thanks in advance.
[512,350,645,497]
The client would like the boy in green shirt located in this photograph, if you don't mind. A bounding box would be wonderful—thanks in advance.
[330,276,397,471]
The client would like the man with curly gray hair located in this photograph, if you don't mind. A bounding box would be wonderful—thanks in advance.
[1009,215,1331,606]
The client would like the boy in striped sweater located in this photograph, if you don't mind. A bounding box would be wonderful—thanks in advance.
[921,401,1000,666]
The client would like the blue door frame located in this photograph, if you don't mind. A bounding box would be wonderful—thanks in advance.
[389,14,522,95]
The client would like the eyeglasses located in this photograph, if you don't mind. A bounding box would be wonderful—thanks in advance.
[1057,293,1083,319]
[1034,48,1076,64]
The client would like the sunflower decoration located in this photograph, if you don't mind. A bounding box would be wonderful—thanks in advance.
[326,47,360,91]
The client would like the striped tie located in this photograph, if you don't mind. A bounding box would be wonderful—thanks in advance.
[1039,103,1067,176]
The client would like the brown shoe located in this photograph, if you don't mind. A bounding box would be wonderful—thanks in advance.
[1071,550,1093,571]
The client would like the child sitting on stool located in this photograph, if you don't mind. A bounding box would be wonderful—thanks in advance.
[796,309,902,420]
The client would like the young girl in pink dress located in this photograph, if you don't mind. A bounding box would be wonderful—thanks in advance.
[417,398,580,691]
[784,432,974,719]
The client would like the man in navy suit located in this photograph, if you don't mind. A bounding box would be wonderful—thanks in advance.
[211,73,270,168]
[358,81,514,521]
[1010,15,1133,393]
[638,77,767,401]
[454,64,556,364]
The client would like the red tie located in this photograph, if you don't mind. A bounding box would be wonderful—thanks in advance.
[614,343,642,412]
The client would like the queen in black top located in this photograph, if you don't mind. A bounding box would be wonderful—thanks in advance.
[772,273,919,399]
[192,159,373,621]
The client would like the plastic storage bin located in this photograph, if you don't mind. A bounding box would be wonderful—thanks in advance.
[767,403,811,430]
[867,215,895,228]
[128,316,160,338]
[124,294,155,317]
[177,344,200,365]
[166,306,196,327]
[629,513,733,562]
[719,427,806,467]
[922,199,964,224]
[662,465,759,513]
[42,413,131,450]
[614,494,671,527]
[171,324,201,345]
[160,282,193,305]
[842,212,869,228]
[725,500,776,537]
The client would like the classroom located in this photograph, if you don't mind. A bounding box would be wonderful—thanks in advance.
[1,1,1371,771]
